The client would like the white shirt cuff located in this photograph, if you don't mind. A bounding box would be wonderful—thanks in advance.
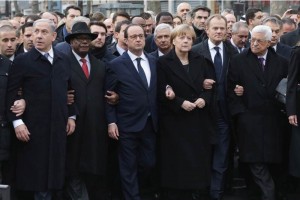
[13,119,24,128]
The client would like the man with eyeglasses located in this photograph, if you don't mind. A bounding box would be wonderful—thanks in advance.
[105,24,158,200]
[228,25,288,200]
[63,21,109,199]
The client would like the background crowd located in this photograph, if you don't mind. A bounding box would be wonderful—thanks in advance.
[0,2,300,200]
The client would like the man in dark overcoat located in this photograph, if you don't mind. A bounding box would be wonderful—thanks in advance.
[63,21,108,200]
[192,14,238,200]
[6,19,76,199]
[228,25,288,200]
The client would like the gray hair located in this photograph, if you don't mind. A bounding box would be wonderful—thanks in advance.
[232,22,248,34]
[153,23,173,38]
[176,2,191,13]
[33,19,56,32]
[262,16,283,29]
[71,16,90,30]
[252,25,272,41]
[221,8,234,16]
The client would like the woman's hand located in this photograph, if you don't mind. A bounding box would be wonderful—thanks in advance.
[181,100,196,111]
[194,98,205,108]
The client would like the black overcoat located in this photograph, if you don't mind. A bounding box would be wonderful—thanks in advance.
[157,49,215,189]
[228,48,288,163]
[66,52,107,176]
[6,48,76,191]
[286,47,300,177]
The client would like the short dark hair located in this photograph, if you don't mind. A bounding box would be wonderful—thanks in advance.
[245,8,262,25]
[281,17,297,27]
[262,16,283,29]
[54,11,65,19]
[115,20,131,33]
[112,11,130,24]
[89,21,107,33]
[156,12,173,25]
[25,15,41,23]
[140,12,152,20]
[64,5,82,17]
[124,24,145,39]
[191,6,211,18]
[20,22,34,34]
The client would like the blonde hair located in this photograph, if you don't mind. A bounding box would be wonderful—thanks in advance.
[171,24,196,43]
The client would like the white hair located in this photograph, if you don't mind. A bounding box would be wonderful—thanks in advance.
[154,23,173,38]
[252,25,272,41]
[177,2,191,13]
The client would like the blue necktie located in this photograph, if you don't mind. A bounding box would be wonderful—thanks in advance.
[136,57,148,88]
[213,47,222,81]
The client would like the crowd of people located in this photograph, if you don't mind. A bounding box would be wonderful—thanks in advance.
[0,2,300,200]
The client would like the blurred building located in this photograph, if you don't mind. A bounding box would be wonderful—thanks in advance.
[0,0,299,19]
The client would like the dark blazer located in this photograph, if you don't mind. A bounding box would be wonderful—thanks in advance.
[15,43,25,57]
[276,42,292,60]
[65,52,107,177]
[157,49,215,189]
[192,39,238,122]
[280,27,300,47]
[144,34,157,53]
[286,47,300,177]
[149,49,159,59]
[0,55,11,161]
[55,41,71,53]
[6,47,76,191]
[105,52,158,132]
[108,42,121,57]
[228,48,288,163]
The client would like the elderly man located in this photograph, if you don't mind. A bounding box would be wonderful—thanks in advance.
[150,23,172,58]
[228,25,288,200]
[176,2,191,23]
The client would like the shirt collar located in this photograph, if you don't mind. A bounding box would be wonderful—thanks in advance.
[208,39,224,51]
[116,43,126,55]
[258,50,268,60]
[35,47,54,58]
[72,50,89,63]
[158,50,164,57]
[127,50,146,62]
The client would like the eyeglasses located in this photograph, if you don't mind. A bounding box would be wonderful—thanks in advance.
[250,38,268,44]
[128,34,145,40]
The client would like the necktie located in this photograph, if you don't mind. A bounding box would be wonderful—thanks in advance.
[213,46,222,81]
[136,57,148,88]
[258,57,265,72]
[80,58,89,78]
[238,47,242,53]
[44,53,49,59]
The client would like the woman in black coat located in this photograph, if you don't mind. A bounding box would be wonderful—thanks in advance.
[286,47,300,178]
[157,24,215,199]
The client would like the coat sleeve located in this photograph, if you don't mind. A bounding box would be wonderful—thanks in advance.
[156,59,185,113]
[6,57,25,122]
[104,62,118,124]
[227,55,246,116]
[286,48,300,116]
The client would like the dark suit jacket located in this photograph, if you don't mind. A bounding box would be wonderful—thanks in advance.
[66,52,107,176]
[15,43,25,57]
[228,48,288,163]
[280,27,300,47]
[192,39,238,122]
[149,49,159,59]
[144,34,157,53]
[105,51,158,133]
[108,42,121,57]
[276,42,292,60]
[287,47,300,116]
[6,47,76,191]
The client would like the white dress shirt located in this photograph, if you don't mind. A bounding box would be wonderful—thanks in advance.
[208,39,224,65]
[72,50,91,73]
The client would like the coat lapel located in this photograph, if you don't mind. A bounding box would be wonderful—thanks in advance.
[122,52,148,90]
[247,50,265,84]
[70,52,89,83]
[146,53,156,90]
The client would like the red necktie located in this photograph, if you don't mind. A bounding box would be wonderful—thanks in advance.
[80,58,89,78]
